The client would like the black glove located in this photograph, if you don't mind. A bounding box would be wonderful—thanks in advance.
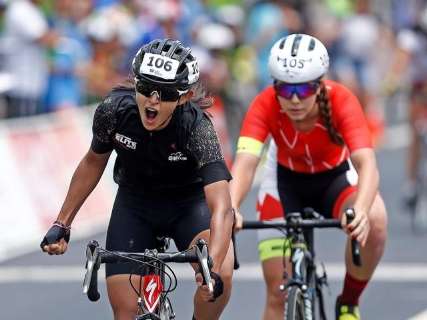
[40,223,71,250]
[195,267,224,301]
[210,271,224,300]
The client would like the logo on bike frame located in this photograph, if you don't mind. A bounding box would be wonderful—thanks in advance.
[142,275,163,313]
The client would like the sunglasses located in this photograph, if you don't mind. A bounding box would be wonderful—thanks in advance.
[274,81,320,100]
[136,80,188,102]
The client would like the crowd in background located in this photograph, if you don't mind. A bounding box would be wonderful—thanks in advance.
[0,0,425,143]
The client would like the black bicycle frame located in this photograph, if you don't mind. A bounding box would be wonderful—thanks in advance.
[285,223,323,319]
[242,208,361,320]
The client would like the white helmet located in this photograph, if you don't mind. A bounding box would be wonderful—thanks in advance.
[268,34,329,83]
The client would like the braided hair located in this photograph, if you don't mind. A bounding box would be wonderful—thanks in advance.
[316,82,344,146]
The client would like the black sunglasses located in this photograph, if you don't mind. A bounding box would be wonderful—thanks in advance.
[135,80,187,102]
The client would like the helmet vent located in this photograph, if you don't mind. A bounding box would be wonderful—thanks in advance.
[308,38,316,51]
[291,34,302,57]
[163,44,172,53]
[279,38,287,49]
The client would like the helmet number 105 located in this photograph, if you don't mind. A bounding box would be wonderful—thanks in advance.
[281,58,304,69]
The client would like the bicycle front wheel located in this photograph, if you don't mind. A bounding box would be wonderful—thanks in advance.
[285,286,306,320]
[159,297,174,320]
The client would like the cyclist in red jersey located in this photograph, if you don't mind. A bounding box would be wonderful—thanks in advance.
[230,34,387,320]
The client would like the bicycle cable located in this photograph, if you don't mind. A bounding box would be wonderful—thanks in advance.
[98,245,198,299]
[130,245,200,300]
[97,248,177,297]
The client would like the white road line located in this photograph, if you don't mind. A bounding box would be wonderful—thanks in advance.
[1,262,427,283]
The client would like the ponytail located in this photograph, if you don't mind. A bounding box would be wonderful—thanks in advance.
[317,82,344,146]
[189,81,214,110]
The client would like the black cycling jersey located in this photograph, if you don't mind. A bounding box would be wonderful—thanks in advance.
[91,86,231,195]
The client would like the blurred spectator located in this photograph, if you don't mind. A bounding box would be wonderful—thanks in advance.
[43,0,92,112]
[193,28,235,164]
[82,3,137,102]
[0,0,416,151]
[244,0,291,89]
[0,0,7,117]
[0,0,5,31]
[0,0,7,64]
[332,0,386,145]
[390,0,424,30]
[334,0,380,107]
[94,0,120,9]
[324,0,355,18]
[385,3,427,206]
[123,0,193,75]
[204,0,243,8]
[2,0,58,118]
[214,4,245,44]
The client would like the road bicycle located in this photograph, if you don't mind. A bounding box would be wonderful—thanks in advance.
[241,207,361,320]
[83,237,213,320]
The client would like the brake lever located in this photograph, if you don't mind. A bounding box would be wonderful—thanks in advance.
[195,239,214,294]
[83,240,101,301]
[345,208,362,267]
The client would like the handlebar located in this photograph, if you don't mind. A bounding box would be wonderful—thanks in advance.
[242,219,342,229]
[83,239,213,302]
[240,208,362,267]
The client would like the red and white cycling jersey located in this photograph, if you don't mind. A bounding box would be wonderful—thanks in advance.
[237,80,372,173]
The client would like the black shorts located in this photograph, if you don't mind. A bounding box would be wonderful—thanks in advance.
[277,161,356,219]
[105,186,211,277]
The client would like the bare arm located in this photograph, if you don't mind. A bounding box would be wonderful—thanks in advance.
[57,149,111,226]
[42,149,111,254]
[204,180,234,273]
[348,148,379,245]
[229,153,261,228]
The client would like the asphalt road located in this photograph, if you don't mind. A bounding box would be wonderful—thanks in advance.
[1,145,427,320]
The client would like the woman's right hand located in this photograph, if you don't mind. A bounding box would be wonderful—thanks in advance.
[233,208,243,232]
[40,223,71,255]
[42,239,69,255]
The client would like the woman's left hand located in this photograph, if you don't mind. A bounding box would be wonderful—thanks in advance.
[342,209,370,247]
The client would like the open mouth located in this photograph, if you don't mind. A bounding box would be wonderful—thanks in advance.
[145,107,159,121]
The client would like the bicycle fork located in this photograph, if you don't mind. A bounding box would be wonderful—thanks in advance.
[282,233,328,320]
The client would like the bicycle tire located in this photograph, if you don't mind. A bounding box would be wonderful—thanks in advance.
[159,297,174,320]
[285,286,306,320]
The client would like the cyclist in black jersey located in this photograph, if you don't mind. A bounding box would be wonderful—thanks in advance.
[40,38,235,320]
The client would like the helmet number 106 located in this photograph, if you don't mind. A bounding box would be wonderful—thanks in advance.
[146,56,173,72]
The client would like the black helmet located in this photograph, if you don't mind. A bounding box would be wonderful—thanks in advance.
[132,38,200,90]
